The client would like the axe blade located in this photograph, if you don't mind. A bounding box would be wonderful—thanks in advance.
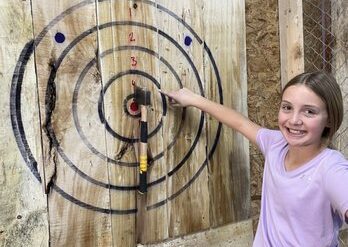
[134,86,151,106]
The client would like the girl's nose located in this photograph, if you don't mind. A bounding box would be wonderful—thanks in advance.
[290,113,303,125]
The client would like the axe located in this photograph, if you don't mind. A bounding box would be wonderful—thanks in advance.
[134,86,151,194]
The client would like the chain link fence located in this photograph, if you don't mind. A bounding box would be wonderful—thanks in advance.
[303,0,348,244]
[303,0,347,154]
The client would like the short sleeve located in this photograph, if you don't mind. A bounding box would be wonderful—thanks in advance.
[256,128,284,156]
[323,153,348,223]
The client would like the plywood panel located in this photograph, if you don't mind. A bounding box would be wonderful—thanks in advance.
[30,0,112,246]
[203,0,249,226]
[0,0,48,245]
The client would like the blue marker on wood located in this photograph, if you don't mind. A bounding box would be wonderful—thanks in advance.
[184,36,192,46]
[55,32,65,43]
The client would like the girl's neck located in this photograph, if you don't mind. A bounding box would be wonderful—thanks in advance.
[285,143,326,172]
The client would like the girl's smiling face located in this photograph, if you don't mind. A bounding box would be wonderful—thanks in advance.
[278,84,329,148]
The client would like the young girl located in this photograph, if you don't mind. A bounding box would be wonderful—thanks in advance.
[161,71,348,246]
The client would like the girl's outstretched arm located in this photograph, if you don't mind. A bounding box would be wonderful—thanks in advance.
[160,88,261,145]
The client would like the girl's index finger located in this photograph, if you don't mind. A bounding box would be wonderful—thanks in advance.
[158,89,173,99]
[158,89,180,106]
[158,89,169,97]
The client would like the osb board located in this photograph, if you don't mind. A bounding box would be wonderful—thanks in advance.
[341,229,348,247]
[1,0,249,246]
[0,0,48,246]
[245,0,281,233]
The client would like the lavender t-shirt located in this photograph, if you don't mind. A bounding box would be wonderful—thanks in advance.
[253,128,348,247]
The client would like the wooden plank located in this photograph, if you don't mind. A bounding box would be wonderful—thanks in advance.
[30,0,112,245]
[203,0,250,226]
[96,0,170,244]
[0,0,252,245]
[157,0,210,238]
[278,0,304,87]
[0,0,48,245]
[144,220,253,247]
[126,1,168,245]
[96,1,139,246]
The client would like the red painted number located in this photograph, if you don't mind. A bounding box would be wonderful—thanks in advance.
[129,32,136,42]
[131,56,137,67]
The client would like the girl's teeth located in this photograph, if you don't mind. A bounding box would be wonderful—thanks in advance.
[289,129,303,134]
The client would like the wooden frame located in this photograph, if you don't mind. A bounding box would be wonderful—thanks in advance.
[278,0,304,87]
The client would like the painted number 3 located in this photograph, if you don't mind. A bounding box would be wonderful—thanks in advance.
[131,56,137,67]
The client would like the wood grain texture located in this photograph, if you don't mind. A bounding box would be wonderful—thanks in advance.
[1,0,251,245]
[96,1,138,246]
[31,0,112,245]
[0,0,48,246]
[157,0,210,239]
[145,220,253,247]
[278,0,304,87]
[204,0,250,226]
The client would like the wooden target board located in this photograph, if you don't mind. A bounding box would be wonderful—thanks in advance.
[2,0,249,246]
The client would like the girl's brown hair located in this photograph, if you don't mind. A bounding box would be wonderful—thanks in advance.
[282,71,343,146]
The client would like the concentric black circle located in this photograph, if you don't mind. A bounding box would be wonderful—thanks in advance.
[10,0,223,214]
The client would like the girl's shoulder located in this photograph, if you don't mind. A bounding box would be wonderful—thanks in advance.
[326,148,347,162]
[320,149,348,210]
[256,128,286,155]
[321,148,348,171]
[257,128,283,142]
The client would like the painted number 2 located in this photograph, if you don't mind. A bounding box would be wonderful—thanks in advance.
[129,32,136,42]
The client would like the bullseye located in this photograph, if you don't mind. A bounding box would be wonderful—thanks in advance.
[123,93,141,118]
[130,101,138,112]
[11,0,223,214]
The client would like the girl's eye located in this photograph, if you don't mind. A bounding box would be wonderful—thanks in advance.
[281,104,292,112]
[304,109,317,116]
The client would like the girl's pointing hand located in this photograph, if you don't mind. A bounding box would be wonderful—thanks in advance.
[159,87,199,107]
